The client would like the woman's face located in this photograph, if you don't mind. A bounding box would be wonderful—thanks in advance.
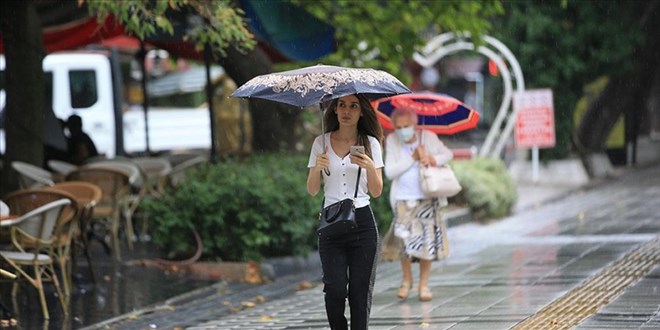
[335,95,362,126]
[393,113,415,130]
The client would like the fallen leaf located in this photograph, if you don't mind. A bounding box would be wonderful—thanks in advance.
[129,314,138,320]
[241,301,256,308]
[255,295,266,303]
[295,281,313,291]
[420,322,430,328]
[222,301,231,306]
[259,315,273,321]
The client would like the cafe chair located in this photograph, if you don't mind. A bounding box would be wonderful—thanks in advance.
[0,199,71,320]
[44,181,102,283]
[0,201,8,216]
[133,157,172,197]
[166,155,207,188]
[84,160,145,248]
[65,167,130,261]
[3,188,78,297]
[11,161,55,189]
[47,160,77,176]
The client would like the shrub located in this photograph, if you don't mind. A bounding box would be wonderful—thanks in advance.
[140,154,322,261]
[450,157,517,220]
[141,154,516,262]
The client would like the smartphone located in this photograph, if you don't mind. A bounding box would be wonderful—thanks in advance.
[350,145,365,156]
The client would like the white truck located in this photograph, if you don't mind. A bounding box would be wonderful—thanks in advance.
[0,50,212,157]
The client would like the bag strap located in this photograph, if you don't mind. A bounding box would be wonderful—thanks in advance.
[321,167,362,207]
[353,167,361,199]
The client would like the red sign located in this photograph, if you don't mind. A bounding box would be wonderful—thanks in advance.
[514,89,556,148]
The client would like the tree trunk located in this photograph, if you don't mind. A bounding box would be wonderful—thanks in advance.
[0,1,46,195]
[216,46,300,152]
[574,1,660,168]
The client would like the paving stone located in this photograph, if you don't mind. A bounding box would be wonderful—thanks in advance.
[76,163,660,330]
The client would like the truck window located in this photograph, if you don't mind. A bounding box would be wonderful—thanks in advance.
[69,70,98,108]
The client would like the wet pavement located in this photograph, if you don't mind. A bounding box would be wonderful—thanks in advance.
[0,240,216,330]
[2,161,659,330]
[178,165,660,330]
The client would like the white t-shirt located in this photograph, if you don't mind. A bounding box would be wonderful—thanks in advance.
[308,133,384,208]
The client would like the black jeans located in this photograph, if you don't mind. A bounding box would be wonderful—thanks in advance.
[318,205,379,330]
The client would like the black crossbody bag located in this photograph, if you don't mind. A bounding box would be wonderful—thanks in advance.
[317,168,361,238]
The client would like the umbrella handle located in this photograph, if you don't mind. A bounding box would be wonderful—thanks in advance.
[320,103,331,176]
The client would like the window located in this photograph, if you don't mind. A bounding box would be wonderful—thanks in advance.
[69,70,98,108]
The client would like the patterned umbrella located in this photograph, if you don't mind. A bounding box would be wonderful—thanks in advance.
[232,64,409,175]
[372,92,480,134]
[231,64,410,107]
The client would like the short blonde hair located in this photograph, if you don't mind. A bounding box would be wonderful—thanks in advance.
[390,107,418,126]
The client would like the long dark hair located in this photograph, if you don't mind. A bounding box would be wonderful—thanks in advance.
[323,94,383,158]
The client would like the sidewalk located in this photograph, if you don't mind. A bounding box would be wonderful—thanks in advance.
[85,161,660,330]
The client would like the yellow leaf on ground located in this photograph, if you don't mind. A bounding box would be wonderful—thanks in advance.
[241,301,256,308]
[295,281,314,291]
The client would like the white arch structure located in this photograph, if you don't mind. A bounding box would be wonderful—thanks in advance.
[413,32,525,158]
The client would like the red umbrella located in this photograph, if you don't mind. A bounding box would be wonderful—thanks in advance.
[371,92,480,134]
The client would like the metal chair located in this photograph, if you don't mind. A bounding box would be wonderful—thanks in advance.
[133,157,172,197]
[65,167,130,261]
[0,199,71,320]
[0,200,8,216]
[166,155,207,188]
[47,160,78,176]
[0,200,17,324]
[43,181,103,283]
[11,161,55,189]
[3,188,78,297]
[84,160,145,248]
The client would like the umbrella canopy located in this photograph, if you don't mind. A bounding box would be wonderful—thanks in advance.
[231,64,410,107]
[372,92,480,135]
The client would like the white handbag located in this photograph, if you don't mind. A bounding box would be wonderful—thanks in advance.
[420,165,462,198]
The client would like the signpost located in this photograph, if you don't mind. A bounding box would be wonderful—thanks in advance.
[514,89,556,182]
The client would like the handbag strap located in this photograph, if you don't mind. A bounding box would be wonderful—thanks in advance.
[353,167,361,199]
[321,167,362,207]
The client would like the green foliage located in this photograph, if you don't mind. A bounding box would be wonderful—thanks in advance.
[292,0,504,81]
[141,154,518,261]
[370,177,393,235]
[493,0,643,159]
[450,158,517,220]
[84,0,255,57]
[140,154,321,261]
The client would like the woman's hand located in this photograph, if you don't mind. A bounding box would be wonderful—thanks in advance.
[350,151,383,197]
[349,152,375,171]
[415,145,436,167]
[307,147,329,196]
[314,148,330,173]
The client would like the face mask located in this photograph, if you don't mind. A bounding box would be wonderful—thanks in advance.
[396,126,415,142]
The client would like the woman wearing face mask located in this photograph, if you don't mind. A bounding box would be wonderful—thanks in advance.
[382,107,453,302]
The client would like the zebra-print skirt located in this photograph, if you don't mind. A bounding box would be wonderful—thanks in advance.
[382,199,449,261]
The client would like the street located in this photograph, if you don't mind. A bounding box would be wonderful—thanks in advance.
[92,162,660,330]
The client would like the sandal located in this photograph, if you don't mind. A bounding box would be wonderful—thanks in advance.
[397,282,412,299]
[419,286,432,302]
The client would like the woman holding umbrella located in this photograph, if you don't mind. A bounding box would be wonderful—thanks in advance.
[382,107,453,302]
[307,94,384,330]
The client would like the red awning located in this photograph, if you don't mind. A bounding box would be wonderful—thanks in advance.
[0,15,125,54]
[1,12,315,63]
